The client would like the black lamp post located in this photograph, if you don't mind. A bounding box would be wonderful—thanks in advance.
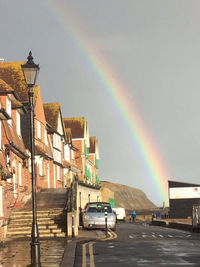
[21,52,41,267]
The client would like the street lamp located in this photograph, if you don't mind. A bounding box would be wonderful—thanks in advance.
[21,51,41,267]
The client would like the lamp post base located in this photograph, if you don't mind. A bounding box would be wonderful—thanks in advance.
[31,241,41,267]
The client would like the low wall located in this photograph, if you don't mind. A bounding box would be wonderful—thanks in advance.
[151,219,193,232]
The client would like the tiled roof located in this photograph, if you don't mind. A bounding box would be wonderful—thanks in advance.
[63,117,85,139]
[2,121,28,159]
[65,128,72,144]
[0,151,9,174]
[0,62,28,101]
[33,85,40,102]
[43,102,60,132]
[0,79,14,93]
[35,143,53,160]
[12,100,23,109]
[89,136,96,153]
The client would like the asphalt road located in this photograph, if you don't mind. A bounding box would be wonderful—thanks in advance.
[74,221,200,267]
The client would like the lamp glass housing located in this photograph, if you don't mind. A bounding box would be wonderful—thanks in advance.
[21,52,40,87]
[22,67,39,87]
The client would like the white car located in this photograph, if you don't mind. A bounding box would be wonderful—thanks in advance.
[113,207,126,222]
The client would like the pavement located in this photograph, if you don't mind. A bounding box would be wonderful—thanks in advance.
[0,229,106,267]
[151,218,193,231]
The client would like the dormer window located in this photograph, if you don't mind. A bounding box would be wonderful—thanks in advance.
[16,111,21,136]
[6,96,12,126]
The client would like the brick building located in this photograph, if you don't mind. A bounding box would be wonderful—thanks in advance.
[63,117,92,183]
[89,136,100,185]
[43,102,68,188]
[0,77,31,239]
[0,60,102,239]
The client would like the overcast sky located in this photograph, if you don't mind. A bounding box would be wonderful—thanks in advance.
[1,0,200,206]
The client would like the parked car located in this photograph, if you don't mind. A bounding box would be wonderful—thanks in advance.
[82,202,116,231]
[112,207,126,222]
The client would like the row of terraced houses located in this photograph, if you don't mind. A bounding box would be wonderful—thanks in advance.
[0,60,104,240]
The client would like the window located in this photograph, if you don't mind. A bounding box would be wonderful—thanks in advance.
[0,120,2,149]
[57,165,60,180]
[7,96,12,126]
[18,162,22,186]
[64,145,70,161]
[16,111,21,136]
[0,185,3,216]
[39,158,43,176]
[44,129,48,146]
[37,121,42,139]
[6,152,12,183]
[29,158,32,173]
[53,134,61,150]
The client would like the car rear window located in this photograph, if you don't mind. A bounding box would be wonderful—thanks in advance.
[86,204,112,213]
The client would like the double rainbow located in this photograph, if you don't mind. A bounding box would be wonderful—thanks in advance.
[45,0,169,204]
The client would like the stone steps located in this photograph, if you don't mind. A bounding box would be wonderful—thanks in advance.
[7,232,66,239]
[7,209,66,239]
[6,189,67,239]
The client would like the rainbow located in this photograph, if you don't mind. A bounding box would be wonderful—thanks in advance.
[45,0,169,204]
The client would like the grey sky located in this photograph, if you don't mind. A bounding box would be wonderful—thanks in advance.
[1,0,200,205]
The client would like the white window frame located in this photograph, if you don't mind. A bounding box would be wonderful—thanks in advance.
[54,165,56,188]
[0,120,2,149]
[29,158,32,173]
[57,165,60,180]
[39,158,43,176]
[7,96,12,126]
[16,111,21,136]
[0,185,3,217]
[44,129,48,146]
[37,121,42,140]
[18,162,22,186]
[64,144,70,162]
[53,133,61,150]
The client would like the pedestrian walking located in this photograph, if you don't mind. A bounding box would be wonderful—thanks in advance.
[131,210,136,223]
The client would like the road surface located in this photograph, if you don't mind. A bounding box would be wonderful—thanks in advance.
[74,221,200,266]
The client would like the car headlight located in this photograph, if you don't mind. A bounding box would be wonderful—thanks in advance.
[84,215,90,220]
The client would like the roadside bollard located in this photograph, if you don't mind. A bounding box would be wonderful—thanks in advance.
[105,207,108,236]
[72,214,75,238]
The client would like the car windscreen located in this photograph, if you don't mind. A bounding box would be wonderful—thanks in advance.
[86,204,112,213]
